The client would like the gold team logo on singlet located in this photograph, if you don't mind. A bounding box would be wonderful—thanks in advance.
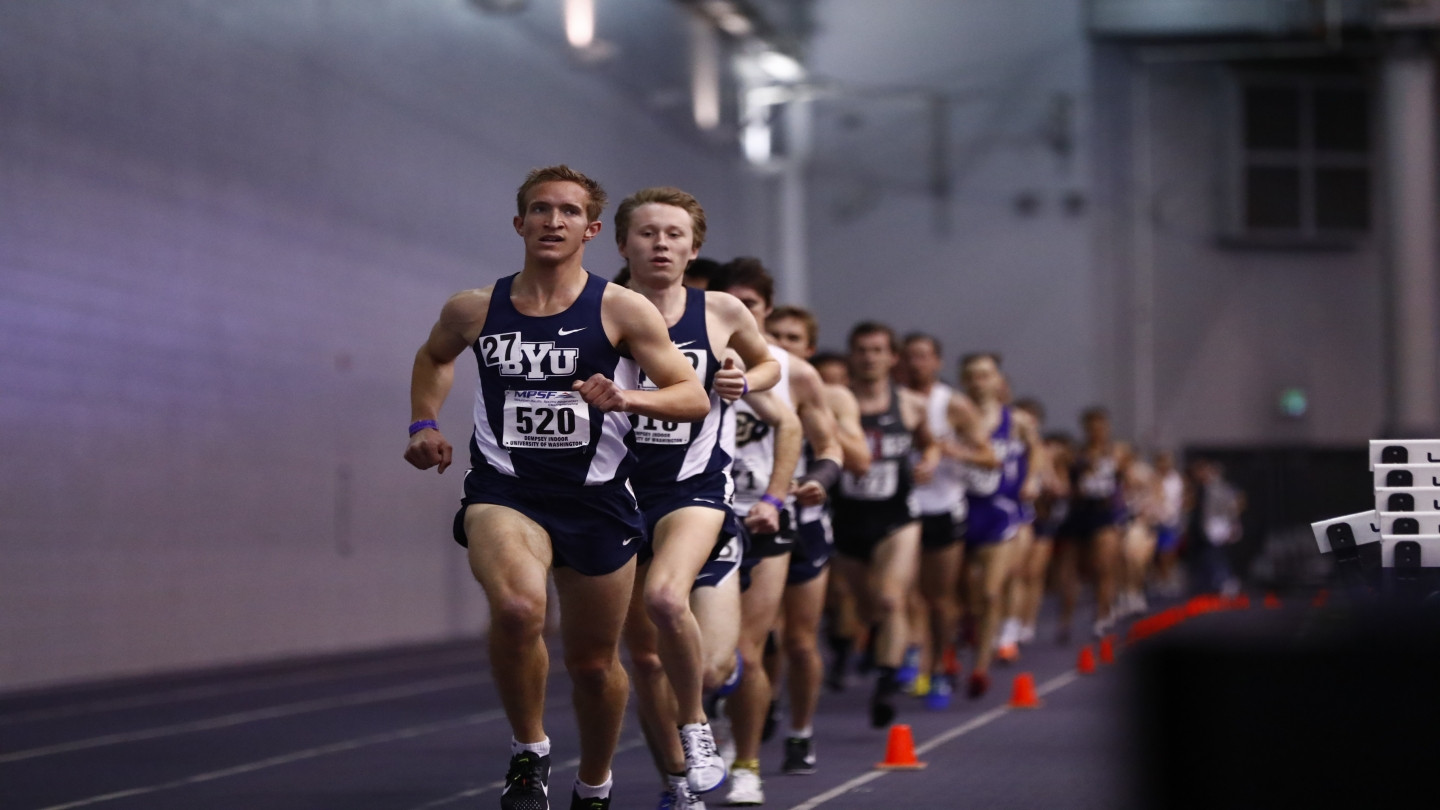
[479,331,579,381]
[734,410,770,446]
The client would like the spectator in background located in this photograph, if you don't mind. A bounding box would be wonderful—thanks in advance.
[1151,451,1185,598]
[1185,459,1244,596]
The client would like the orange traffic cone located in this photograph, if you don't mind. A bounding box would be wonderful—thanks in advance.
[1099,635,1116,665]
[1077,645,1097,675]
[1264,592,1281,610]
[875,723,927,770]
[1009,672,1043,709]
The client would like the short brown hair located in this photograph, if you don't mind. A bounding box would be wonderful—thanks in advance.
[960,351,1003,371]
[903,332,943,357]
[613,187,707,250]
[768,305,819,349]
[848,321,897,353]
[516,165,607,223]
[715,257,775,307]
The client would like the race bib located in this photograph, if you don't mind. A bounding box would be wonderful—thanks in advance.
[502,390,589,450]
[841,460,899,500]
[632,347,706,445]
[633,415,691,445]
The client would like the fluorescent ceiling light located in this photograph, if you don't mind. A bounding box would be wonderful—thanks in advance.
[755,49,803,82]
[565,0,595,48]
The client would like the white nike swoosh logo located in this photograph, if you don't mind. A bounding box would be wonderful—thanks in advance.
[775,537,793,545]
[674,340,696,348]
[622,536,639,546]
[695,573,717,581]
[692,498,719,505]
[558,327,587,336]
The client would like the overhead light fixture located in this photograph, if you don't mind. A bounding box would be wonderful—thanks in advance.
[690,14,721,130]
[565,0,595,49]
[743,116,772,165]
[755,49,803,83]
[699,0,754,36]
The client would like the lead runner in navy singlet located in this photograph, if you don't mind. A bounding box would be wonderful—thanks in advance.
[404,166,709,810]
[609,187,780,805]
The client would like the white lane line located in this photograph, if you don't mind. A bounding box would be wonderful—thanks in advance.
[0,647,485,727]
[787,670,1082,810]
[403,736,648,810]
[33,710,509,810]
[1,673,486,764]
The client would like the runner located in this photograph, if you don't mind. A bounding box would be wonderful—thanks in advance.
[404,166,710,810]
[609,187,780,807]
[713,261,842,804]
[767,305,872,772]
[1055,407,1127,642]
[998,399,1070,651]
[899,333,995,708]
[831,321,939,728]
[956,353,1042,698]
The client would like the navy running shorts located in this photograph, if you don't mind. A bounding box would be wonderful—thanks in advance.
[788,508,834,585]
[453,470,642,577]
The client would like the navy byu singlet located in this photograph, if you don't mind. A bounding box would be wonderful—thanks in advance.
[467,272,637,487]
[630,286,730,488]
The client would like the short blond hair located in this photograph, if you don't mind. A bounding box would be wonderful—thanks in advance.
[613,187,708,250]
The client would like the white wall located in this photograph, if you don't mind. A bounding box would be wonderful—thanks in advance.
[0,0,757,692]
[800,0,1106,432]
[1091,50,1387,449]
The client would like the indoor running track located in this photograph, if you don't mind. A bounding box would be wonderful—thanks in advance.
[3,605,1191,810]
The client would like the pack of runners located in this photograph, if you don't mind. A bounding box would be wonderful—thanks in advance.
[405,167,1175,809]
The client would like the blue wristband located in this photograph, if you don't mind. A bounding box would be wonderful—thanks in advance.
[742,375,749,396]
[760,493,785,511]
[408,419,438,436]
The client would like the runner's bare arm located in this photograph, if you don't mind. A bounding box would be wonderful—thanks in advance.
[822,383,871,475]
[590,285,709,420]
[405,289,490,474]
[789,357,841,465]
[743,388,801,534]
[789,358,843,506]
[900,388,941,484]
[1016,410,1046,502]
[945,393,1000,468]
[712,292,780,401]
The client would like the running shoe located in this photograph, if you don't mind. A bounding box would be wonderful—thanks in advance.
[924,673,953,711]
[710,707,736,769]
[724,765,764,806]
[569,791,609,810]
[907,671,931,697]
[967,670,991,700]
[680,722,727,794]
[1018,623,1037,644]
[782,736,817,775]
[501,751,550,810]
[658,779,707,809]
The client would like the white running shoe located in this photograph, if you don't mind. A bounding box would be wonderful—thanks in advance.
[680,722,727,794]
[724,766,764,806]
[1018,623,1037,644]
[710,708,736,769]
[996,617,1021,650]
